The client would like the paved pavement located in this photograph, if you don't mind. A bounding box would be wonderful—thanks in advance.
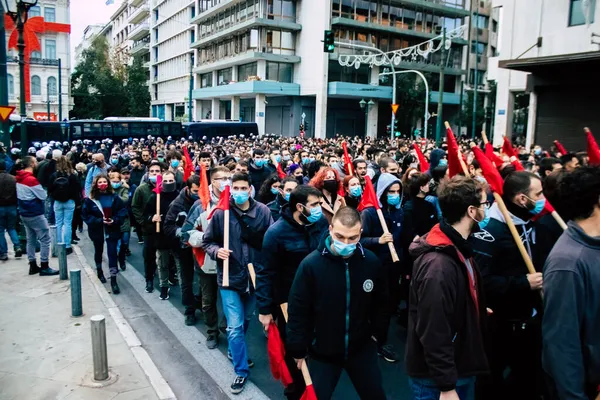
[75,230,413,400]
[0,245,175,400]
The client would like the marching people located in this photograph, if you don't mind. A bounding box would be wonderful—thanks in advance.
[310,167,344,223]
[343,174,363,209]
[0,161,23,260]
[257,184,329,400]
[202,172,273,394]
[108,168,131,270]
[48,156,81,255]
[84,153,108,197]
[286,206,388,400]
[266,176,298,221]
[82,174,127,294]
[406,176,489,400]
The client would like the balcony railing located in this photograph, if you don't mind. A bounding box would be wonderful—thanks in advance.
[129,4,150,25]
[129,22,150,41]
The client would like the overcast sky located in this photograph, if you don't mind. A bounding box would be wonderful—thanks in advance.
[70,0,123,66]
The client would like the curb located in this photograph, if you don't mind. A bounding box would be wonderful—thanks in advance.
[73,245,177,400]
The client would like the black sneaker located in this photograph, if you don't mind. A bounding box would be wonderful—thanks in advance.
[206,334,218,349]
[227,353,254,368]
[0,255,8,261]
[377,344,398,363]
[138,238,144,244]
[230,376,247,394]
[145,280,154,293]
[184,313,196,326]
[120,263,126,271]
[125,248,132,256]
[168,278,179,287]
[15,248,23,258]
[66,248,74,255]
[29,261,40,275]
[110,276,120,295]
[159,287,170,300]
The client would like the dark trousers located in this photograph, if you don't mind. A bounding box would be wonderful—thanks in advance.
[143,234,157,281]
[72,206,83,236]
[477,315,546,400]
[93,238,119,277]
[274,306,305,400]
[308,341,386,400]
[175,247,197,316]
[199,270,218,335]
[379,260,400,345]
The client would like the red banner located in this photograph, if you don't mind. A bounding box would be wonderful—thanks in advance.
[33,112,57,121]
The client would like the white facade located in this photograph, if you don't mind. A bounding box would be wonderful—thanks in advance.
[74,24,104,63]
[490,0,600,148]
[5,0,72,121]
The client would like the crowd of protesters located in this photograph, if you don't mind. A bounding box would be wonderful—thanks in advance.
[1,131,599,400]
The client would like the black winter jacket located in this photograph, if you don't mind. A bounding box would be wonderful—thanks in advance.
[164,187,197,249]
[82,195,127,242]
[406,222,489,391]
[142,190,179,250]
[286,236,388,363]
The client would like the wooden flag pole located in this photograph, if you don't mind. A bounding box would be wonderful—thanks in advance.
[223,209,230,287]
[445,121,470,177]
[376,209,400,263]
[552,211,568,231]
[156,193,161,233]
[248,263,256,289]
[481,130,489,145]
[279,303,314,390]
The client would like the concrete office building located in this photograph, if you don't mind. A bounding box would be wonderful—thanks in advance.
[489,0,600,150]
[190,0,470,138]
[74,24,105,64]
[5,0,72,121]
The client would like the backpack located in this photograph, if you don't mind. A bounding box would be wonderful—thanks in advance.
[52,174,71,202]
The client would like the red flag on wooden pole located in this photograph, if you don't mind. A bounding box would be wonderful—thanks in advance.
[182,146,194,181]
[445,124,463,178]
[267,323,293,387]
[585,127,600,166]
[342,141,353,175]
[153,175,163,233]
[276,163,286,179]
[553,140,567,155]
[485,143,505,167]
[199,163,211,212]
[502,136,516,158]
[209,186,231,287]
[412,143,429,172]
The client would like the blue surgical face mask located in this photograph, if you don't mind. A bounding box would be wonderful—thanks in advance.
[148,175,157,184]
[110,158,118,165]
[255,158,267,167]
[171,160,180,168]
[309,157,315,163]
[349,186,362,198]
[191,193,199,201]
[158,157,165,163]
[111,181,122,189]
[234,156,240,162]
[270,187,280,195]
[274,155,281,163]
[438,159,448,167]
[474,206,490,229]
[534,148,542,156]
[283,192,291,202]
[332,238,357,257]
[387,193,401,207]
[529,197,546,215]
[232,190,250,205]
[331,162,339,169]
[303,205,322,223]
[219,180,230,192]
[302,157,309,165]
[283,155,291,161]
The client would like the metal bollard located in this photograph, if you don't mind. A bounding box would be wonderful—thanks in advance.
[50,225,58,258]
[57,243,68,280]
[90,315,109,381]
[70,269,82,317]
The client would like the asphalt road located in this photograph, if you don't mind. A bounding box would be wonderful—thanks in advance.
[76,231,413,399]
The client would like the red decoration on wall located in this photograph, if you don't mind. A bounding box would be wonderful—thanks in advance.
[4,15,71,103]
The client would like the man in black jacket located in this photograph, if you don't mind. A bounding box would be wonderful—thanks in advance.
[471,171,546,399]
[407,176,489,400]
[266,176,298,222]
[287,207,388,400]
[257,185,328,400]
[248,148,275,194]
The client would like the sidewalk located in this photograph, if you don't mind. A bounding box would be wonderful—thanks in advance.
[0,247,175,400]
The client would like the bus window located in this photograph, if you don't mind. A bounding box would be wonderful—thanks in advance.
[102,123,114,138]
[148,123,162,137]
[130,122,147,137]
[113,123,129,137]
[71,124,82,139]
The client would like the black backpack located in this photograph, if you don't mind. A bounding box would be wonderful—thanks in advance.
[52,174,71,202]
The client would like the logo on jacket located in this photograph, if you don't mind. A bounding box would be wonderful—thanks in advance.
[473,230,495,242]
[363,279,374,293]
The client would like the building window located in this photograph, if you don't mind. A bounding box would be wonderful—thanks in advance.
[238,62,257,81]
[200,73,212,88]
[154,9,159,22]
[492,19,498,32]
[191,6,195,18]
[569,0,595,26]
[217,68,232,85]
[470,42,486,54]
[266,62,292,82]
[473,14,488,29]
[267,0,295,21]
[29,5,41,17]
[31,75,41,95]
[45,39,56,59]
[266,30,295,53]
[47,77,57,96]
[191,30,195,43]
[44,7,56,22]
[31,51,41,59]
[7,74,14,97]
[469,69,484,86]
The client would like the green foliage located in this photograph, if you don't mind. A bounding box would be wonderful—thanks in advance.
[459,90,486,138]
[394,73,432,137]
[70,37,150,119]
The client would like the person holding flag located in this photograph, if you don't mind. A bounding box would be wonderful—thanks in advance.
[165,150,184,190]
[201,172,273,394]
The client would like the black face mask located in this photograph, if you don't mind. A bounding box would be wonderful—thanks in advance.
[323,179,338,193]
[95,161,103,166]
[295,176,304,185]
[162,182,177,193]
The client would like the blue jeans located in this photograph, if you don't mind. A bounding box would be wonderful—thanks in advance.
[0,205,21,256]
[118,230,130,267]
[220,289,255,378]
[54,200,75,248]
[45,196,55,225]
[409,377,476,400]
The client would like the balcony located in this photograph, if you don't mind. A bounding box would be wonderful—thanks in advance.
[130,22,150,41]
[193,51,300,75]
[130,40,150,56]
[192,80,300,100]
[130,0,145,7]
[389,0,469,18]
[129,4,150,25]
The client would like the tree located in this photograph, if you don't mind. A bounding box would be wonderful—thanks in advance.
[459,90,485,138]
[393,73,431,138]
[126,56,151,117]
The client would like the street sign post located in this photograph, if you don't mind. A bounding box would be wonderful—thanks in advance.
[391,104,399,115]
[0,105,16,122]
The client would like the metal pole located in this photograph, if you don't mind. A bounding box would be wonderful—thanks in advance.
[458,80,464,135]
[472,13,479,140]
[91,315,109,381]
[188,55,193,122]
[47,81,51,120]
[70,269,82,317]
[0,1,10,146]
[17,3,28,154]
[435,28,446,146]
[364,107,368,137]
[58,58,62,121]
[57,243,68,280]
[51,224,57,257]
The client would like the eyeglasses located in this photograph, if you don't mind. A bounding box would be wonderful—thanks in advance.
[478,201,491,208]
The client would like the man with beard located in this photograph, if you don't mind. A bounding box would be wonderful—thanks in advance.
[406,176,489,400]
[248,149,275,194]
[266,177,298,222]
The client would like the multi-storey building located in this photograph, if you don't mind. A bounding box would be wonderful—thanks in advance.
[5,0,72,121]
[488,0,600,151]
[149,0,196,121]
[74,24,105,64]
[189,0,470,138]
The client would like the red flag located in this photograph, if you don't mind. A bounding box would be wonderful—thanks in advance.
[267,323,293,387]
[585,128,600,166]
[357,176,380,211]
[472,146,504,195]
[192,241,206,267]
[446,126,463,178]
[152,174,163,194]
[413,143,429,172]
[208,185,230,219]
[276,163,286,179]
[502,137,517,158]
[510,156,525,171]
[300,385,317,400]
[485,143,505,167]
[553,140,567,155]
[199,163,211,211]
[342,141,353,175]
[182,146,194,181]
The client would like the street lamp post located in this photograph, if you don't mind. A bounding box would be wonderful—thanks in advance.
[3,0,38,153]
[435,27,446,147]
[359,99,375,138]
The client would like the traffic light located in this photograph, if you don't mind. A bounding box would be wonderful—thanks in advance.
[323,30,335,53]
[393,119,400,135]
